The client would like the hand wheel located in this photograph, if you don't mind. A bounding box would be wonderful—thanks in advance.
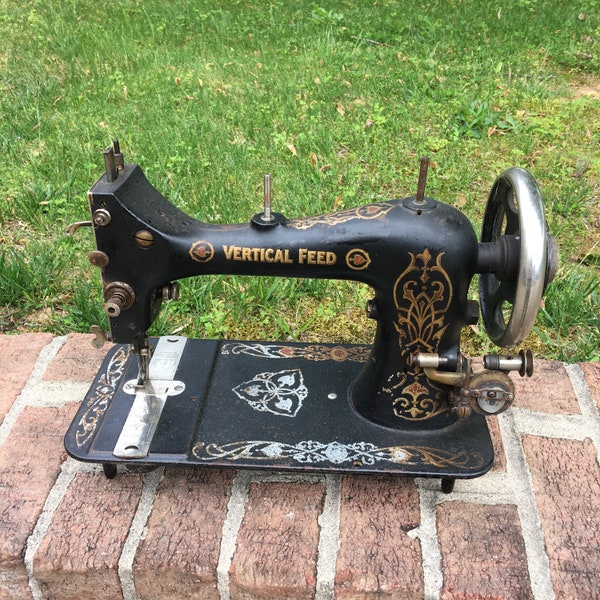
[479,168,556,348]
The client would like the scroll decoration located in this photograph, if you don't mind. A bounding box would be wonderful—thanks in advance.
[192,439,484,470]
[289,202,396,230]
[222,342,369,363]
[75,346,129,447]
[384,249,454,420]
[233,369,308,418]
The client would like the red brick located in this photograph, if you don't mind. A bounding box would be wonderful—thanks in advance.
[0,333,53,424]
[335,476,422,599]
[43,333,111,382]
[0,573,33,600]
[33,470,142,600]
[514,360,579,413]
[134,468,235,600]
[0,404,77,599]
[487,415,506,472]
[580,362,600,412]
[522,435,600,599]
[230,481,325,600]
[437,502,533,599]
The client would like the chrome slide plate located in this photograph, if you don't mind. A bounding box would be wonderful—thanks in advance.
[113,336,186,459]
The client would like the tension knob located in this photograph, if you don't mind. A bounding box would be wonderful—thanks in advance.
[104,282,135,317]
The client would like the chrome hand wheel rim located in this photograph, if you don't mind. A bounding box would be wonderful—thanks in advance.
[479,168,548,348]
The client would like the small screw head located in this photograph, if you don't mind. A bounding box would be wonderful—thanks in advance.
[93,209,112,227]
[88,251,109,268]
[134,229,155,248]
[453,404,472,419]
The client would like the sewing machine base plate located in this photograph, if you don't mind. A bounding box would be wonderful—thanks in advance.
[65,338,494,484]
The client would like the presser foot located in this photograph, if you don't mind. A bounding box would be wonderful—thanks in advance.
[65,338,495,492]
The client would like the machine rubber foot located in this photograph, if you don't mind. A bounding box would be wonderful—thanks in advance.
[441,478,455,494]
[102,463,118,479]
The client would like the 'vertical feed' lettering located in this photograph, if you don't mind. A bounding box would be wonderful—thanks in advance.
[221,245,338,266]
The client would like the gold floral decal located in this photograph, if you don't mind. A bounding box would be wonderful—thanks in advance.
[221,342,370,363]
[75,346,129,447]
[192,439,484,470]
[385,249,453,420]
[345,248,372,270]
[394,249,453,351]
[288,202,396,230]
[189,240,215,263]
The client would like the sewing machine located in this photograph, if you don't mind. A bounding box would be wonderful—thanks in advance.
[65,141,557,492]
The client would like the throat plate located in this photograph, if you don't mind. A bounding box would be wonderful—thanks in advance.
[113,336,186,458]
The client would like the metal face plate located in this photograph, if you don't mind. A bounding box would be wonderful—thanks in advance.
[113,336,187,458]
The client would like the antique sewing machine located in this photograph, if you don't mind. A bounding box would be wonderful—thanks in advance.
[65,141,557,492]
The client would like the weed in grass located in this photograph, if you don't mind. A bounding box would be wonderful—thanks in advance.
[448,99,521,139]
[309,3,344,27]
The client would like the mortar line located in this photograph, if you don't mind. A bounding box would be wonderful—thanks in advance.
[511,409,591,440]
[0,335,67,447]
[24,457,88,600]
[415,479,443,600]
[421,471,515,506]
[118,466,164,600]
[17,380,93,408]
[217,469,251,600]
[246,470,325,484]
[566,363,600,465]
[498,411,554,600]
[315,473,342,600]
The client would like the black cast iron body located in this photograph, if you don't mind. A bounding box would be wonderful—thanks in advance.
[66,146,547,488]
[90,162,478,430]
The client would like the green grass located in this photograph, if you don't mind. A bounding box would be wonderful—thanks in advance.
[1,0,599,361]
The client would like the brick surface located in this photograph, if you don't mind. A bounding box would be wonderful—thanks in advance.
[1,334,598,600]
[229,481,325,600]
[487,415,506,471]
[34,470,143,600]
[580,362,600,411]
[335,475,423,599]
[134,467,235,600]
[0,575,32,600]
[43,333,111,382]
[523,435,600,599]
[0,333,52,424]
[514,360,579,413]
[437,502,533,599]
[0,404,76,599]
